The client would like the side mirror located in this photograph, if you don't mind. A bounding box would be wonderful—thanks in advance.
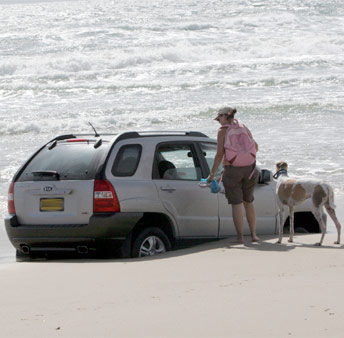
[259,169,272,184]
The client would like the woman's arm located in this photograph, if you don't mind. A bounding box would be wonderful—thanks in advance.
[207,128,226,181]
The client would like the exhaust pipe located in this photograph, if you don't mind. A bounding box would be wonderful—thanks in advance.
[21,245,30,255]
[76,246,89,254]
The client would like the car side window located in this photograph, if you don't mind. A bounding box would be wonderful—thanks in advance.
[154,144,201,180]
[199,142,223,178]
[112,144,142,177]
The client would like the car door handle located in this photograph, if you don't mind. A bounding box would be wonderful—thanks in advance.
[160,185,176,192]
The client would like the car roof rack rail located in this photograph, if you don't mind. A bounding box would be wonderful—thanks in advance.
[47,133,118,143]
[115,131,208,143]
[53,134,77,141]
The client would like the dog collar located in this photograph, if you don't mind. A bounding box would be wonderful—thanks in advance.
[273,169,288,179]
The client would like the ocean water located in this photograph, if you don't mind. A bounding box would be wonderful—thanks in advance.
[0,0,343,261]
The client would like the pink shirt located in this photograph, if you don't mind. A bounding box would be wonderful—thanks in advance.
[217,124,256,167]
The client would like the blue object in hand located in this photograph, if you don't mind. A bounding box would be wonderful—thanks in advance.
[211,179,221,193]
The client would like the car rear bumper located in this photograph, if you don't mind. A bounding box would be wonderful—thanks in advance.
[4,212,143,256]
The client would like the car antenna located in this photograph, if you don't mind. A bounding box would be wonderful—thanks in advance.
[88,122,100,137]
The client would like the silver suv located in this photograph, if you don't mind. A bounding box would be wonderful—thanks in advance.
[5,131,321,259]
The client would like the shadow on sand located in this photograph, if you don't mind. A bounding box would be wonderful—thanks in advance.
[20,233,343,264]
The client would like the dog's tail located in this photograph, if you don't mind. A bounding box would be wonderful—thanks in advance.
[323,183,336,209]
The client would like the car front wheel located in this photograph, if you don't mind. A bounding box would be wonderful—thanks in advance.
[132,227,171,258]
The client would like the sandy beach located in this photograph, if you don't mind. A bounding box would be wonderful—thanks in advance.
[1,0,344,336]
[0,232,343,338]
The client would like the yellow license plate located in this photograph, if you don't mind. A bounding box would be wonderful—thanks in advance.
[40,198,64,212]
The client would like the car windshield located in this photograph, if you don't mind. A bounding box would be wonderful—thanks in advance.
[17,142,108,181]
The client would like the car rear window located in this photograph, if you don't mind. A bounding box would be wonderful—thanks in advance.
[17,142,108,181]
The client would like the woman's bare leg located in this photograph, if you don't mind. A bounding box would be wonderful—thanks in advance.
[243,201,260,242]
[232,203,244,243]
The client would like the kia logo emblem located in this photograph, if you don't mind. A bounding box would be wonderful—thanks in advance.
[43,186,53,192]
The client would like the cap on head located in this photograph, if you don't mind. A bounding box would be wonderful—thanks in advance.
[214,106,237,121]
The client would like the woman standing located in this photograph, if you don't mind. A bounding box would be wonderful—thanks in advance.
[207,106,259,243]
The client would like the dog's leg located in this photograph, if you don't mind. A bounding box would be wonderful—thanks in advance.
[277,206,285,244]
[325,205,341,245]
[313,206,326,246]
[288,206,294,243]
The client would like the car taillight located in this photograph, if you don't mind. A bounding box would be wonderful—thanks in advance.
[8,182,16,215]
[67,139,88,142]
[93,179,120,213]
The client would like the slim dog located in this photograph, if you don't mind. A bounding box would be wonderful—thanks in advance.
[274,161,341,246]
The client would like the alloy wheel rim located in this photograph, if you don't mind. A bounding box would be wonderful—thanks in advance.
[139,236,166,257]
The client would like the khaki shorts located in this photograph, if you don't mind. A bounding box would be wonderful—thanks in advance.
[222,164,259,205]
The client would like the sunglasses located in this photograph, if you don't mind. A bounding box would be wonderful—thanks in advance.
[215,114,226,121]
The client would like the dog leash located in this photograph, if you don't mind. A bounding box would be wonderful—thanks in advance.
[273,169,288,179]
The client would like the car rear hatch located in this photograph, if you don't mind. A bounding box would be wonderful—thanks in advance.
[13,138,108,226]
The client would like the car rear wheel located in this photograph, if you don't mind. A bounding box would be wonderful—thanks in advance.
[132,227,171,258]
[295,226,309,233]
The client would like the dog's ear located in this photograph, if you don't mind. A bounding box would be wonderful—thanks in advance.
[276,161,288,170]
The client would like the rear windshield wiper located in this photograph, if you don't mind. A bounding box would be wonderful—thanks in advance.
[32,170,60,179]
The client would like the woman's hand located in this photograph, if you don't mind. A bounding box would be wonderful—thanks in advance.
[207,173,215,183]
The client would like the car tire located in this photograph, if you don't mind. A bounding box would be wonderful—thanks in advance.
[132,227,171,258]
[295,226,309,233]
